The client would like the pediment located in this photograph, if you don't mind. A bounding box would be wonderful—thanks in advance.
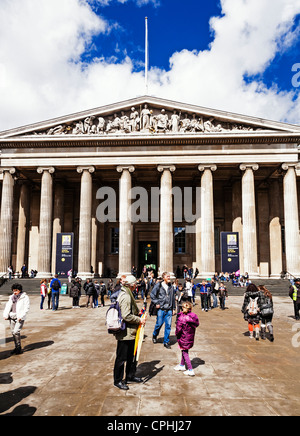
[1,95,300,140]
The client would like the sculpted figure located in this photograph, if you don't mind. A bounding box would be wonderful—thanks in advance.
[84,116,96,134]
[155,109,168,133]
[170,110,181,133]
[190,114,204,133]
[73,120,84,135]
[97,117,106,134]
[181,114,192,132]
[141,104,151,130]
[130,107,140,132]
[47,125,67,135]
[120,111,130,133]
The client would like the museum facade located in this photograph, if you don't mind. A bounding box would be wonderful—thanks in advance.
[0,95,299,279]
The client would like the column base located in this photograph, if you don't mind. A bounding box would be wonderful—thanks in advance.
[117,272,132,279]
[76,272,93,280]
[36,272,53,279]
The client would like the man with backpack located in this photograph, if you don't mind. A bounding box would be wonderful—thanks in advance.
[112,275,146,391]
[50,274,61,311]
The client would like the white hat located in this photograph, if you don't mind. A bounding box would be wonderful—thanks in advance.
[123,275,137,285]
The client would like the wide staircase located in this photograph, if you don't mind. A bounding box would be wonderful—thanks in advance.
[0,277,291,297]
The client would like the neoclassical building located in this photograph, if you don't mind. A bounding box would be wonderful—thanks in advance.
[0,96,299,279]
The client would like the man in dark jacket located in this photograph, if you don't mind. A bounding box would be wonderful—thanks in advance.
[289,278,300,320]
[150,272,176,349]
[84,279,96,308]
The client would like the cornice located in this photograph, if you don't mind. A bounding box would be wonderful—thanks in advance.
[0,132,299,149]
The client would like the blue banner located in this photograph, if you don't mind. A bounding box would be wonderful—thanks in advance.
[56,233,74,278]
[221,232,240,274]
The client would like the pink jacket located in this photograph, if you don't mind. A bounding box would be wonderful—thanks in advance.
[175,312,199,350]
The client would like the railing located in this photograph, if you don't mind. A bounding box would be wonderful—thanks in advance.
[280,271,296,281]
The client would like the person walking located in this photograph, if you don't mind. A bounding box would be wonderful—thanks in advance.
[70,279,81,308]
[84,279,96,308]
[40,279,47,310]
[150,272,176,349]
[289,278,300,321]
[258,285,274,341]
[50,274,61,311]
[113,275,147,390]
[241,283,261,340]
[175,283,189,318]
[199,280,209,312]
[3,283,30,355]
[174,301,199,376]
[218,283,228,310]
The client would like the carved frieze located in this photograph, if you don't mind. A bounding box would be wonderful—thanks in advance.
[31,104,261,137]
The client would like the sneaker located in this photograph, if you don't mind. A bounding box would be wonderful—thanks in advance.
[184,369,195,377]
[174,365,186,371]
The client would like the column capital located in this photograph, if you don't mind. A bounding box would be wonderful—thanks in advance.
[239,163,259,172]
[282,162,300,171]
[198,164,217,172]
[116,165,135,173]
[157,165,176,173]
[76,166,95,174]
[0,167,16,175]
[37,167,55,175]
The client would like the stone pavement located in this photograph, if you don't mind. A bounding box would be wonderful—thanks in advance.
[0,294,299,416]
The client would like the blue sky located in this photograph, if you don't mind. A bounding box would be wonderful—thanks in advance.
[0,0,300,130]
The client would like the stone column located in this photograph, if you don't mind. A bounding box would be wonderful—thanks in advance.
[77,166,95,279]
[282,163,300,276]
[16,182,30,273]
[117,166,135,277]
[198,165,217,277]
[51,183,64,275]
[269,180,283,278]
[157,165,176,277]
[240,163,259,277]
[36,167,55,278]
[232,180,244,273]
[0,168,16,275]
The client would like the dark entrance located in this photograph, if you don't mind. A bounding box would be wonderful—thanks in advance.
[138,241,158,277]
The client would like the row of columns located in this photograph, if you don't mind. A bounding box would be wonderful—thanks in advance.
[0,163,299,278]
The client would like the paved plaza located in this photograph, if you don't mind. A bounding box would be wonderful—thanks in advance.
[0,293,299,416]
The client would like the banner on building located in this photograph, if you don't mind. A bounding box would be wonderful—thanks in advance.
[56,233,74,278]
[221,232,240,274]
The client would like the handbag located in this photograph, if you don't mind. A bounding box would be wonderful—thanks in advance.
[149,282,162,317]
[149,301,158,317]
[260,303,274,317]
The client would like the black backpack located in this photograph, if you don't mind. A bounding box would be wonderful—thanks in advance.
[52,280,60,291]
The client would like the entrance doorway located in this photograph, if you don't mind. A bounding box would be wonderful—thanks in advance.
[138,241,158,277]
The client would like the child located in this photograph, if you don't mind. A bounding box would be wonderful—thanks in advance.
[174,301,199,376]
[40,279,47,310]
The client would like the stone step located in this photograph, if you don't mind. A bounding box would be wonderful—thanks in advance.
[0,277,292,297]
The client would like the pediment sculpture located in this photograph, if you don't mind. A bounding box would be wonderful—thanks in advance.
[34,104,260,136]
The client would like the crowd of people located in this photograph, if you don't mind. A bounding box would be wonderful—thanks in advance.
[2,271,300,380]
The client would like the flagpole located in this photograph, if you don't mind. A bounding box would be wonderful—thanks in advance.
[145,17,149,95]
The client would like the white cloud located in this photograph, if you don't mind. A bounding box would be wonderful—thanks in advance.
[0,0,300,131]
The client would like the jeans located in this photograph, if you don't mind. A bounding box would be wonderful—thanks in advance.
[40,295,45,310]
[212,293,218,308]
[9,314,24,347]
[153,309,173,344]
[52,291,59,311]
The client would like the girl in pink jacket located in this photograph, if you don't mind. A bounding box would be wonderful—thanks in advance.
[174,301,199,376]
